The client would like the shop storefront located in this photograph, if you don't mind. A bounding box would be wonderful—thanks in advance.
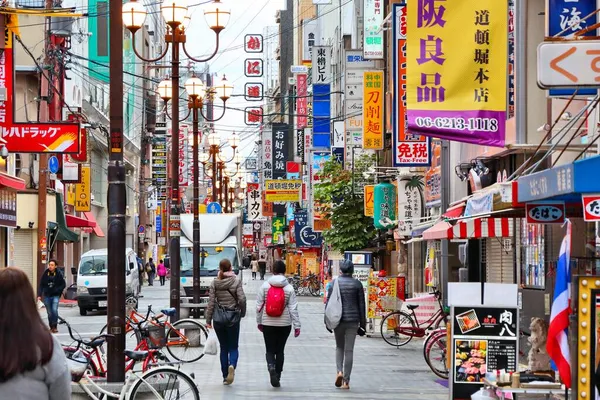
[0,172,25,270]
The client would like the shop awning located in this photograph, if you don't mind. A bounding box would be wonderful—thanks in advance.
[0,172,25,191]
[442,202,465,219]
[411,219,436,238]
[423,221,453,240]
[52,193,79,242]
[447,217,513,239]
[83,211,105,237]
[66,214,96,228]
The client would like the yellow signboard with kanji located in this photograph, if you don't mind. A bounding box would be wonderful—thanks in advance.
[75,166,91,212]
[363,71,384,150]
[364,185,375,216]
[265,179,302,202]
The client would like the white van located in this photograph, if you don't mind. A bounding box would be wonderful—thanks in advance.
[75,248,140,316]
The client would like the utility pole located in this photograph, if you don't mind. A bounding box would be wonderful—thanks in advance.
[107,0,126,381]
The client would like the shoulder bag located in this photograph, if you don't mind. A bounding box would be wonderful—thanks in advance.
[212,282,242,328]
[324,278,343,330]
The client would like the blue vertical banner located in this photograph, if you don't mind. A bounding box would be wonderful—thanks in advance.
[548,0,597,96]
[313,84,331,148]
[294,209,323,247]
[332,147,344,168]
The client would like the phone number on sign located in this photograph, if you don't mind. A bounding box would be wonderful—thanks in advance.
[414,117,499,132]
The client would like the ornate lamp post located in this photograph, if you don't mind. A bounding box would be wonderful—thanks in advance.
[122,0,230,321]
[200,133,238,202]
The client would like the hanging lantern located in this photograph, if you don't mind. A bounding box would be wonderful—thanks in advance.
[373,182,397,229]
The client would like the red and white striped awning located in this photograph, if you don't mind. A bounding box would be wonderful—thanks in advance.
[447,218,513,239]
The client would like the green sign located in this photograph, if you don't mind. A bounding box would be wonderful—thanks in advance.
[373,182,396,229]
[272,217,286,243]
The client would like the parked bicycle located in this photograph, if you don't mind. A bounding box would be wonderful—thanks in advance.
[380,290,449,347]
[100,305,209,363]
[287,271,321,297]
[423,328,448,379]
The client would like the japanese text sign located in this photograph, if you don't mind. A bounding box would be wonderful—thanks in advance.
[363,71,384,150]
[312,46,331,84]
[364,0,384,59]
[262,128,273,180]
[75,165,91,212]
[526,202,565,224]
[393,3,431,167]
[245,58,263,77]
[245,107,263,125]
[407,0,508,147]
[0,189,16,227]
[397,179,423,236]
[178,126,189,187]
[0,36,80,153]
[537,41,600,88]
[583,194,600,222]
[272,216,286,242]
[547,0,597,96]
[265,179,302,203]
[244,83,264,101]
[296,74,308,128]
[272,124,290,179]
[364,185,375,216]
[247,183,264,221]
[517,163,574,202]
[294,209,323,247]
[302,20,318,62]
[244,34,263,53]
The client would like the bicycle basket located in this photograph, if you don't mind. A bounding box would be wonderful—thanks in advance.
[145,324,166,349]
[65,349,89,382]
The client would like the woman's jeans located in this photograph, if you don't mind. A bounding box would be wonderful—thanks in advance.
[334,321,359,382]
[215,322,241,378]
[262,325,292,374]
[43,296,60,329]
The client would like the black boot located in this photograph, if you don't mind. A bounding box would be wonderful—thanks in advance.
[268,364,279,387]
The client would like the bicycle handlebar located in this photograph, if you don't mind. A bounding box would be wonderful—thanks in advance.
[58,317,114,349]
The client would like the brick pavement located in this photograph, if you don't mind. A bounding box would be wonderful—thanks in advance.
[184,272,449,399]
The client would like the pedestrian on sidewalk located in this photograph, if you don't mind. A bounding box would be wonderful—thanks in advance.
[37,259,66,333]
[146,258,156,286]
[157,259,167,286]
[0,267,71,399]
[327,259,366,390]
[206,259,247,386]
[251,255,259,280]
[256,260,301,388]
[258,255,267,280]
[136,256,144,294]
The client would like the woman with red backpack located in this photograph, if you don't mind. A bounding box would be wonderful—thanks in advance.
[256,260,301,388]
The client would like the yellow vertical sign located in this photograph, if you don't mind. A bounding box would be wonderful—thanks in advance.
[364,185,375,216]
[363,71,384,150]
[66,183,76,206]
[75,166,91,211]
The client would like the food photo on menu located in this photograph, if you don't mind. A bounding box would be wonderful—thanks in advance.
[456,309,481,334]
[455,340,488,383]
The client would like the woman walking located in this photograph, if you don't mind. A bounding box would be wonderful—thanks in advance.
[256,260,301,387]
[251,255,259,280]
[327,260,366,390]
[206,259,247,385]
[0,267,71,399]
[157,259,167,286]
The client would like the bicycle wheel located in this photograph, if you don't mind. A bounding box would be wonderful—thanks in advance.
[380,311,415,347]
[165,319,208,363]
[424,330,449,379]
[100,322,141,352]
[128,367,199,400]
[309,279,321,297]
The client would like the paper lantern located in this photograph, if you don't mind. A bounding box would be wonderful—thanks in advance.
[373,182,396,229]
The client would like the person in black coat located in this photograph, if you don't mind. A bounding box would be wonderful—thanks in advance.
[37,259,66,333]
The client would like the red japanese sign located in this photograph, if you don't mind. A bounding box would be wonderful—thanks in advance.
[244,82,264,101]
[178,126,189,187]
[296,74,308,129]
[583,195,600,222]
[526,202,565,224]
[244,34,263,53]
[245,58,263,77]
[245,107,263,125]
[1,38,80,153]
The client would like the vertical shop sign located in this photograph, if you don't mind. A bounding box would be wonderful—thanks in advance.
[152,122,168,200]
[364,185,375,216]
[244,83,264,101]
[272,124,290,179]
[244,34,263,53]
[548,0,597,97]
[75,165,91,212]
[0,190,17,227]
[425,141,442,207]
[245,107,263,125]
[406,0,508,147]
[262,128,273,180]
[247,183,264,221]
[397,179,424,236]
[272,216,286,243]
[296,129,305,159]
[333,121,344,148]
[244,58,264,77]
[507,0,516,117]
[373,182,396,229]
[294,209,323,247]
[363,0,384,59]
[297,74,308,128]
[393,3,431,167]
[178,125,189,187]
[363,71,384,150]
[302,20,318,62]
[312,46,331,84]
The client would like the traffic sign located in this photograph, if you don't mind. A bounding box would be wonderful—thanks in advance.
[538,41,600,89]
[207,202,223,214]
[48,156,59,174]
[138,225,145,234]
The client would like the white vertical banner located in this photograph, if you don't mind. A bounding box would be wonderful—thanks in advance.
[302,20,318,63]
[247,183,264,221]
[262,127,273,181]
[363,0,384,59]
[333,121,345,148]
[312,46,331,84]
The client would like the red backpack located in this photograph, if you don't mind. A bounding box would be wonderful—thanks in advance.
[265,285,286,317]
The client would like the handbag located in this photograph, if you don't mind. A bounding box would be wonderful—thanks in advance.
[324,278,342,330]
[212,285,242,328]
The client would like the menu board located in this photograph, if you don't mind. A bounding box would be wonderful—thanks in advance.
[451,306,518,400]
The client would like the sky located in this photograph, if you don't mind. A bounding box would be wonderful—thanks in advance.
[184,0,284,163]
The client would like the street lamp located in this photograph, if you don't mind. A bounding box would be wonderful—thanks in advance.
[185,74,230,318]
[123,0,230,323]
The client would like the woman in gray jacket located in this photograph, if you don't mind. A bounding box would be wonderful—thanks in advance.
[327,260,366,390]
[206,259,247,385]
[0,267,71,399]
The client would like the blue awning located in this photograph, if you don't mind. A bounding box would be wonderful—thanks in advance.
[411,220,436,238]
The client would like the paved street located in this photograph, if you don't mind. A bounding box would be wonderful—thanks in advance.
[45,270,448,399]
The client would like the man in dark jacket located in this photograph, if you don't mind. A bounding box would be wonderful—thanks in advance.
[146,258,156,286]
[326,259,366,390]
[37,259,66,333]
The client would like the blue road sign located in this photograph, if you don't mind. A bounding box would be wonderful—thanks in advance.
[207,202,223,214]
[48,156,59,174]
[138,225,145,234]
